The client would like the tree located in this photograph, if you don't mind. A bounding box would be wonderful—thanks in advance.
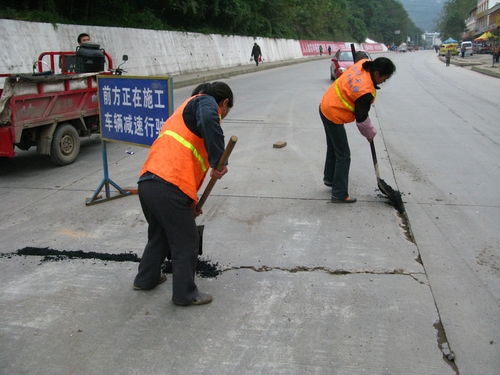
[0,0,422,43]
[436,0,476,40]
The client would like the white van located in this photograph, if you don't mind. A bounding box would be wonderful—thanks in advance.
[460,41,473,56]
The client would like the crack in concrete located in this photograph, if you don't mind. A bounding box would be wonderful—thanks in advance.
[398,209,415,243]
[434,320,458,374]
[7,246,452,371]
[373,160,458,372]
[394,206,458,372]
[6,248,427,280]
[401,207,460,373]
[221,264,426,277]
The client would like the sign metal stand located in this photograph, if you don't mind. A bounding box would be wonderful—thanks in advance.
[85,141,131,205]
[86,75,173,205]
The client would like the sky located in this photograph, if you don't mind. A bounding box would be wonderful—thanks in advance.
[398,0,444,32]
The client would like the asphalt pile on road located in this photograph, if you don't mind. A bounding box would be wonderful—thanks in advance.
[4,247,222,278]
[379,178,405,214]
[162,258,221,278]
[15,247,141,262]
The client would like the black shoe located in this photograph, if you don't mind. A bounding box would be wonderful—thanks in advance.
[133,274,167,290]
[331,195,357,203]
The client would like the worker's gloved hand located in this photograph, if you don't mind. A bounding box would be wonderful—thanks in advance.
[210,166,228,180]
[356,117,377,142]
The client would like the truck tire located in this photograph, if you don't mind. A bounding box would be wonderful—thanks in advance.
[50,123,80,166]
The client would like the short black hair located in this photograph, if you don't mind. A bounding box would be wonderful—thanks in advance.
[191,82,234,108]
[362,57,396,77]
[77,33,90,44]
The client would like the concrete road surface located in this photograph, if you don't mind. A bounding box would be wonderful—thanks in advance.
[1,50,498,374]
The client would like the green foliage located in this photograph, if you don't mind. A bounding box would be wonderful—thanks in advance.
[0,7,67,24]
[436,0,476,40]
[1,0,422,43]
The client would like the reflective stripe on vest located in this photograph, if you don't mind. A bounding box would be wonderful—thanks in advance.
[158,129,208,173]
[334,80,354,112]
[334,79,376,113]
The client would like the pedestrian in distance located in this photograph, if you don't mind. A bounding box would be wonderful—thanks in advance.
[251,43,262,66]
[445,49,451,66]
[319,55,396,203]
[319,45,323,56]
[493,44,500,64]
[461,44,466,58]
[133,81,234,306]
[328,45,332,56]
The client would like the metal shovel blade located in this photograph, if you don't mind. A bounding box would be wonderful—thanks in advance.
[369,141,405,213]
[197,225,204,256]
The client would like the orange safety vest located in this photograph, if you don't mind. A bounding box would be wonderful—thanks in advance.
[140,95,210,202]
[320,59,376,124]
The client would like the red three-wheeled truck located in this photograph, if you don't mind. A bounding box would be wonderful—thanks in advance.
[0,44,127,165]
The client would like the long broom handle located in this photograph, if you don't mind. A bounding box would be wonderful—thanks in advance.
[196,135,238,211]
[370,140,381,180]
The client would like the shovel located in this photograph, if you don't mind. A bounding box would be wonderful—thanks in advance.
[196,135,238,255]
[369,140,404,213]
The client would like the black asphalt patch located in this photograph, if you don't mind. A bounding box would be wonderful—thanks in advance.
[3,247,221,278]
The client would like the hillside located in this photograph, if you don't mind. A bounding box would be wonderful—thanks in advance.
[398,0,444,32]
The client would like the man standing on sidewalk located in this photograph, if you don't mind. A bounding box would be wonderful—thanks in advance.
[251,43,262,66]
[445,50,451,66]
[493,44,500,64]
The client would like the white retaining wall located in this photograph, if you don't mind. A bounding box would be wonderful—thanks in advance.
[0,19,305,77]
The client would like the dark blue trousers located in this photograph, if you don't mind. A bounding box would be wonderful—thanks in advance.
[319,107,351,199]
[134,179,199,305]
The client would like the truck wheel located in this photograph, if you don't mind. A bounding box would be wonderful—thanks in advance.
[50,123,80,166]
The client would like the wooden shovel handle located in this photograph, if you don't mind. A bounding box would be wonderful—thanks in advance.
[196,135,238,211]
[350,43,357,61]
[370,140,380,180]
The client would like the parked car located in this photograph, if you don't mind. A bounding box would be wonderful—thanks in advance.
[460,41,473,56]
[330,49,371,81]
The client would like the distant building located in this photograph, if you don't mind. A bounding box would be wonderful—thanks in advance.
[489,2,500,32]
[463,0,500,40]
[424,32,441,46]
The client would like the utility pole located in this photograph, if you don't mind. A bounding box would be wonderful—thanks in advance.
[394,30,400,47]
